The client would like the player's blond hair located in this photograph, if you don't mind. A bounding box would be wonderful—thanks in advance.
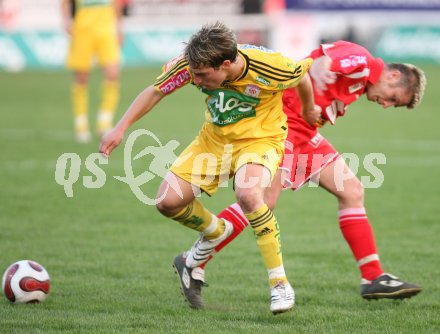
[184,21,238,69]
[387,63,426,109]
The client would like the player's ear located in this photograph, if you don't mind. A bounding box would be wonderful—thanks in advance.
[389,69,401,82]
[221,59,232,69]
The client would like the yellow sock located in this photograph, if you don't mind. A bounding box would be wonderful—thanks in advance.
[72,83,88,128]
[100,80,119,112]
[171,199,225,239]
[97,80,119,134]
[72,83,90,142]
[245,204,283,270]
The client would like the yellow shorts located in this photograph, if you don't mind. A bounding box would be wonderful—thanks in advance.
[170,124,286,195]
[66,10,119,71]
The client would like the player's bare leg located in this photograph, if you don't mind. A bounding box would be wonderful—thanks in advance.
[317,157,422,299]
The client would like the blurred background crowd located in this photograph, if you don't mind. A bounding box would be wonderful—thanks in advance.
[0,0,439,71]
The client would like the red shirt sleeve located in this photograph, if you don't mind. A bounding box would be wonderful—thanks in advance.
[309,41,380,125]
[153,55,193,95]
[321,41,374,76]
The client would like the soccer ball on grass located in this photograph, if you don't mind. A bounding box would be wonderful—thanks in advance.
[2,260,50,303]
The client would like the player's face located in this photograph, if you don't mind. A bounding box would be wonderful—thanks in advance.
[191,65,228,90]
[366,70,412,108]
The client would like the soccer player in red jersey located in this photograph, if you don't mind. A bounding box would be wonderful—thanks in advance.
[176,41,426,308]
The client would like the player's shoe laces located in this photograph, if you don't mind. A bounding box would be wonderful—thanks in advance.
[360,273,422,300]
[270,281,295,314]
[185,219,233,268]
[173,253,207,309]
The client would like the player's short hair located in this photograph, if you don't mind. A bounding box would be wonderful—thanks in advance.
[387,63,426,109]
[184,21,238,69]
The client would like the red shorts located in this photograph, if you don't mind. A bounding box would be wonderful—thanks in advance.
[280,91,339,190]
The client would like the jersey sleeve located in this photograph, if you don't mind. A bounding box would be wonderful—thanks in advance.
[309,41,376,126]
[238,45,313,91]
[288,57,313,88]
[153,55,193,95]
[320,41,373,76]
[272,54,313,90]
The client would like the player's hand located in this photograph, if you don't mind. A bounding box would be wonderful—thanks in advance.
[302,105,322,126]
[99,128,124,158]
[63,22,72,35]
[117,22,124,46]
[62,15,73,35]
[309,56,336,95]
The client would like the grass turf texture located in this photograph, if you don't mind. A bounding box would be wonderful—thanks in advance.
[0,66,439,333]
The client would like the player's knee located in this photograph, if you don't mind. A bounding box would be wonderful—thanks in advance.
[352,179,365,202]
[341,178,364,206]
[104,65,120,81]
[105,72,119,82]
[74,71,89,84]
[236,188,263,212]
[155,196,180,217]
[264,192,278,210]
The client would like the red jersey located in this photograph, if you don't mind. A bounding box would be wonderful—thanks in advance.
[283,40,384,127]
[280,41,384,189]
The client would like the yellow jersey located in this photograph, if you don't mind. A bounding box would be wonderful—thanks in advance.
[73,0,116,29]
[154,44,313,141]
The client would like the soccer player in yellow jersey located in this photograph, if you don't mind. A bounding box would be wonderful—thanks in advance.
[99,22,316,314]
[61,0,122,142]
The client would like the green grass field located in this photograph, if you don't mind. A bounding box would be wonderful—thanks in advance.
[1,65,439,333]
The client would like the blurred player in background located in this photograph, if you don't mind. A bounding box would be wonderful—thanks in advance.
[100,21,316,314]
[61,0,123,142]
[177,40,426,308]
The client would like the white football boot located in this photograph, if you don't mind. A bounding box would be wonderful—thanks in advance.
[270,281,295,314]
[185,219,233,268]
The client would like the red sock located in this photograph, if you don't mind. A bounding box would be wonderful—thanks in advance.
[338,208,384,280]
[200,203,249,269]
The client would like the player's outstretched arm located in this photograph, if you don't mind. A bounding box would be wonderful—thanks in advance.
[99,85,164,157]
[294,73,322,125]
[112,0,124,45]
[60,0,73,34]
